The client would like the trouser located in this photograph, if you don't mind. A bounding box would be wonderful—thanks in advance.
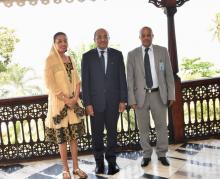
[135,91,168,158]
[90,108,119,164]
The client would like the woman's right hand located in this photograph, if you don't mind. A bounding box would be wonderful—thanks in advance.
[64,97,78,109]
[63,97,72,107]
[69,97,77,107]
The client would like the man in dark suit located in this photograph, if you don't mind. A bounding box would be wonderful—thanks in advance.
[81,28,127,175]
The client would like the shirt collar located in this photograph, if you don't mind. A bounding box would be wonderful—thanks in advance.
[142,44,153,52]
[97,48,108,53]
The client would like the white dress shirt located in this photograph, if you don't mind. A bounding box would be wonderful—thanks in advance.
[97,48,108,73]
[142,45,159,89]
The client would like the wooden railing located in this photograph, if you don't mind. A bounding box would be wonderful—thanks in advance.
[181,77,220,139]
[0,95,161,164]
[0,77,219,164]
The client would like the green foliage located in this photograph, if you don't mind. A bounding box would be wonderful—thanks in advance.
[0,26,19,72]
[180,57,220,80]
[68,43,96,75]
[0,26,42,98]
[213,12,220,42]
[181,58,220,127]
[0,63,42,98]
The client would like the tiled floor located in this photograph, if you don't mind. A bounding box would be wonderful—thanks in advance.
[1,139,220,179]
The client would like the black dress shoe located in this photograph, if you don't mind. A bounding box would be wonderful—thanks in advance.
[107,163,120,175]
[158,157,170,166]
[95,163,104,174]
[141,158,151,167]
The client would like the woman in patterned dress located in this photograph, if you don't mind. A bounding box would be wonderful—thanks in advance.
[44,32,87,179]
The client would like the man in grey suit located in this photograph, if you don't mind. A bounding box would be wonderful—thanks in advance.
[127,26,175,166]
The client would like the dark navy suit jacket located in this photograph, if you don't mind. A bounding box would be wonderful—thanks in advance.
[81,48,127,112]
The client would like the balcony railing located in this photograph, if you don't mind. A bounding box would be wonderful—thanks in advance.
[0,77,219,164]
[182,77,220,139]
[0,94,161,164]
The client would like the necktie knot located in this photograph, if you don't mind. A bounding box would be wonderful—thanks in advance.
[100,50,105,56]
[145,48,149,53]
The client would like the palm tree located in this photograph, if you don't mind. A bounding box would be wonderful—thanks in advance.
[0,63,42,98]
[211,12,220,43]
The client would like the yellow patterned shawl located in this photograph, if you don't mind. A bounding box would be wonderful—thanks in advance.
[44,45,82,129]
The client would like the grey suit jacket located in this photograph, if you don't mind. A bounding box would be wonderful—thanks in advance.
[127,45,175,108]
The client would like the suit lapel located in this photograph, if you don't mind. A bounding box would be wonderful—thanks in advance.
[152,45,159,75]
[93,49,105,74]
[137,47,145,76]
[93,48,100,60]
[106,48,112,76]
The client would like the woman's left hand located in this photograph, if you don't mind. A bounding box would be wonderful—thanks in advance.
[68,97,77,108]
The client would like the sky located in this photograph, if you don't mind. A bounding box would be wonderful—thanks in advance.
[0,0,220,78]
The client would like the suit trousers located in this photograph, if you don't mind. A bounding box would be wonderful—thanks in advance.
[135,91,168,158]
[90,107,119,164]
